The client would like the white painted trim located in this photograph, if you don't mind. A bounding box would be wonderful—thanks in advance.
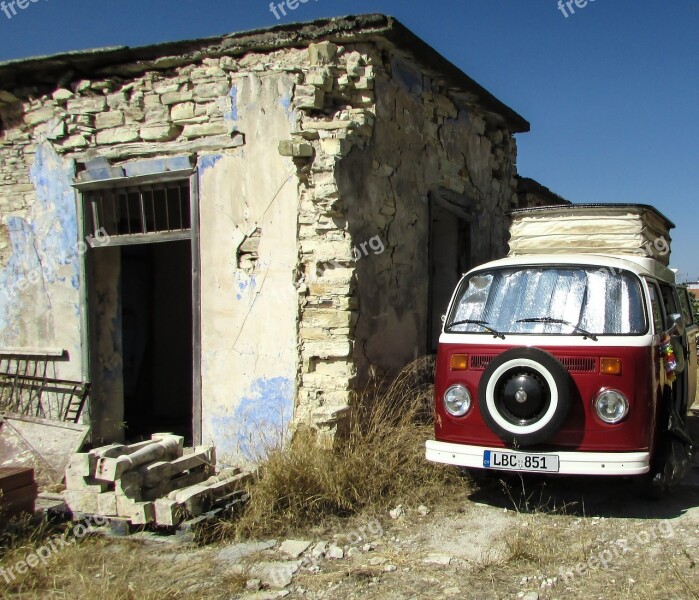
[425,440,650,476]
[439,332,655,348]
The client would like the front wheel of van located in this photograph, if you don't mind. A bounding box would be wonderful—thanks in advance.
[478,347,573,447]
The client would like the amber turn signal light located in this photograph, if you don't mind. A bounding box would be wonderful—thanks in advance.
[600,358,622,376]
[450,354,469,370]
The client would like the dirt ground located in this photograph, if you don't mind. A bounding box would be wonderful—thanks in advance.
[3,383,699,600]
[5,466,699,599]
[8,477,699,600]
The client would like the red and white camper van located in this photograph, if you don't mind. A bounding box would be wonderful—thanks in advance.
[426,204,697,490]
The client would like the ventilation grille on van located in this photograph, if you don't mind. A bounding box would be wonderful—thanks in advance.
[469,355,597,373]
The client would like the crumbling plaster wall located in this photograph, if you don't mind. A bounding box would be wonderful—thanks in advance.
[0,100,82,380]
[199,69,300,462]
[0,50,303,456]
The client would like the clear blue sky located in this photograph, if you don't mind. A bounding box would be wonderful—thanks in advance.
[1,0,697,279]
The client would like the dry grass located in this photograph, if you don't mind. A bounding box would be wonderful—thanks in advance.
[227,357,465,538]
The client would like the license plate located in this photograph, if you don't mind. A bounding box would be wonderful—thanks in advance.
[483,450,559,473]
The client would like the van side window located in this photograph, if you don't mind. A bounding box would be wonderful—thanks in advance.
[647,282,664,333]
[659,284,678,317]
[678,288,695,325]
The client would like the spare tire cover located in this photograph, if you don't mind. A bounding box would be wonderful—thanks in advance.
[478,347,572,447]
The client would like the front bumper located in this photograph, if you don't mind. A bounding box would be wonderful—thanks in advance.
[425,440,650,476]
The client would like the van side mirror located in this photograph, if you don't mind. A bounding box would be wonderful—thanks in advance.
[665,313,685,336]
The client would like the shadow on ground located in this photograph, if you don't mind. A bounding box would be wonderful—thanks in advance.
[466,413,699,520]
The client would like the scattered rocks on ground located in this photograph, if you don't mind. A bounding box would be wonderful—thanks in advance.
[422,553,452,566]
[217,540,277,563]
[389,505,405,519]
[311,541,327,559]
[278,540,311,558]
[326,544,344,559]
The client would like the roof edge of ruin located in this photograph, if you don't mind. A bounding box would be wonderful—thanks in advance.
[0,14,529,132]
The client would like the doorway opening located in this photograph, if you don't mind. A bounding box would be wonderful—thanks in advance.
[82,176,199,446]
[428,199,472,353]
[121,241,193,443]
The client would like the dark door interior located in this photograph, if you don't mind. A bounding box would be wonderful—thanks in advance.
[428,203,472,353]
[121,240,193,443]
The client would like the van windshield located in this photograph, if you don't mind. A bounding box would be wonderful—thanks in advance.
[445,267,647,336]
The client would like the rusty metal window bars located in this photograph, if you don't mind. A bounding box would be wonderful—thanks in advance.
[84,180,191,238]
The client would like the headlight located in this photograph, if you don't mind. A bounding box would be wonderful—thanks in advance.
[594,390,629,424]
[444,385,472,417]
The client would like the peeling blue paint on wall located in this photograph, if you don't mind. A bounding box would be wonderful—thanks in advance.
[280,93,295,126]
[0,143,77,342]
[210,376,294,460]
[198,154,223,174]
[235,273,256,301]
[225,84,239,129]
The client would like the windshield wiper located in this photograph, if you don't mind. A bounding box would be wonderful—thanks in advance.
[516,317,598,341]
[445,319,506,339]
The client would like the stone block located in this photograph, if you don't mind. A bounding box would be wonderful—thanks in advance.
[95,111,125,130]
[60,135,89,149]
[144,105,170,124]
[106,91,128,109]
[309,42,338,65]
[116,494,137,518]
[279,540,311,558]
[193,81,230,100]
[0,90,19,104]
[302,309,352,329]
[46,120,67,140]
[320,138,351,157]
[154,498,185,526]
[67,96,107,114]
[161,90,194,105]
[23,108,55,126]
[130,502,155,525]
[306,70,333,91]
[302,340,351,359]
[294,85,325,110]
[67,453,97,477]
[64,467,109,492]
[181,122,228,138]
[140,124,181,142]
[170,102,195,121]
[97,492,118,516]
[64,491,99,515]
[96,127,140,145]
[278,140,314,158]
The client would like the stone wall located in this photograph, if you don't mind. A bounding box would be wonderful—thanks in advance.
[280,42,519,441]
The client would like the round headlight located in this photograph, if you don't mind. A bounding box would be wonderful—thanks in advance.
[444,385,472,417]
[594,390,629,424]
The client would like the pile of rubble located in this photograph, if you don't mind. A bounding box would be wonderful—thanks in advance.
[63,434,250,527]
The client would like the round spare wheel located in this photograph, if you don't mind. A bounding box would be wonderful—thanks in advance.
[478,347,572,447]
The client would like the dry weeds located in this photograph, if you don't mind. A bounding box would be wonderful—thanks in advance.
[229,357,465,538]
